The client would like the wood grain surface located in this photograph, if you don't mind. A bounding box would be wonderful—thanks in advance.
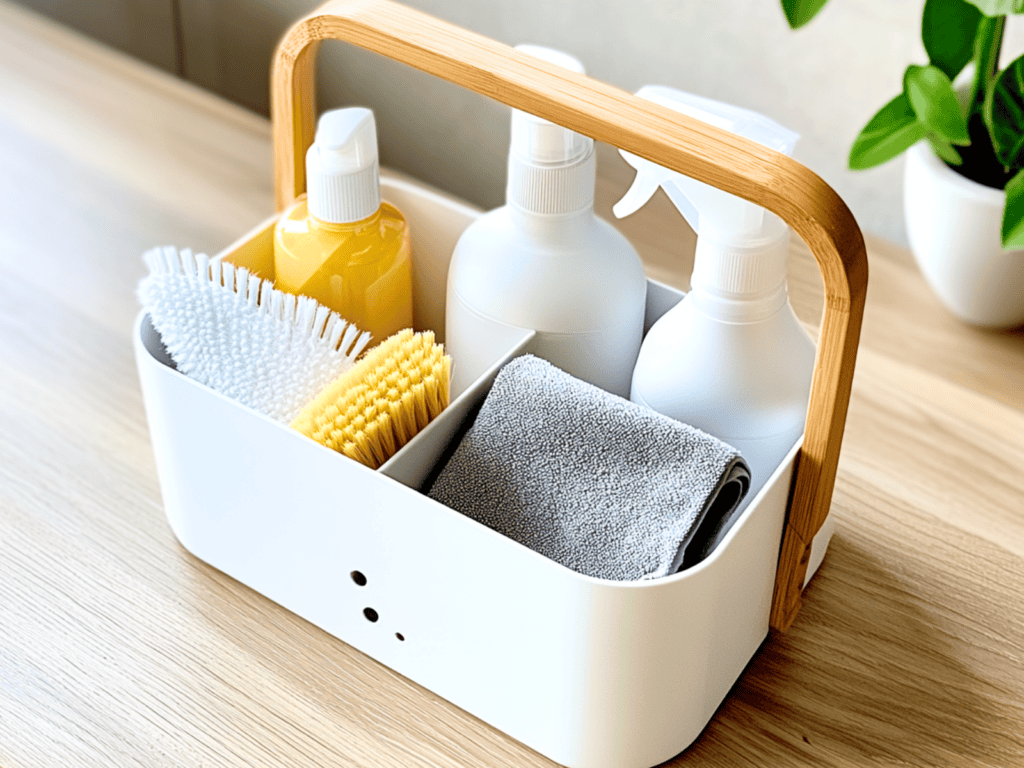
[1,1,1022,766]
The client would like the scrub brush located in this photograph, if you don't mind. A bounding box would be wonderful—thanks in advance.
[138,246,371,423]
[291,328,451,469]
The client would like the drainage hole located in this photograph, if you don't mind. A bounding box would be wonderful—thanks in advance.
[350,570,367,586]
[363,607,379,623]
[395,633,405,641]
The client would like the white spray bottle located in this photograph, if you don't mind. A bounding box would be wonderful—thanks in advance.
[613,86,815,503]
[445,45,647,397]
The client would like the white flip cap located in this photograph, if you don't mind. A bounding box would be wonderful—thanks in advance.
[306,107,381,224]
[507,45,595,214]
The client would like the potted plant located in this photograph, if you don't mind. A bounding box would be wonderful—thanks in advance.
[783,0,1024,329]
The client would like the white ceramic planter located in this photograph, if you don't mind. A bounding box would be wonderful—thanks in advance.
[904,140,1024,329]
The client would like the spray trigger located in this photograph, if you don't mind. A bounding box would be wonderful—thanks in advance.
[612,86,798,246]
[612,168,661,219]
[613,151,703,233]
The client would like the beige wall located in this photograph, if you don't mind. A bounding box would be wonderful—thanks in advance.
[16,0,1024,246]
[12,0,179,72]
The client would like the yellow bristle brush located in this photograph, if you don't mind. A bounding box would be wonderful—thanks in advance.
[291,329,451,469]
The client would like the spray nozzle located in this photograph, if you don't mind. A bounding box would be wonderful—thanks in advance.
[511,45,592,166]
[613,86,797,248]
[614,87,800,305]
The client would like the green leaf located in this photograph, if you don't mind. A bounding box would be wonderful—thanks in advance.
[985,53,1024,167]
[923,0,983,80]
[964,0,1024,14]
[929,134,964,164]
[849,94,929,170]
[1002,168,1024,246]
[780,0,831,28]
[904,64,971,144]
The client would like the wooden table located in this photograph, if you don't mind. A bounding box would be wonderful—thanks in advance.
[1,3,1022,766]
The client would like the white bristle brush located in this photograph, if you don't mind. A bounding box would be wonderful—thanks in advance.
[138,246,371,424]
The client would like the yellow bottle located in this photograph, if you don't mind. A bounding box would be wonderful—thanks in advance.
[274,108,413,343]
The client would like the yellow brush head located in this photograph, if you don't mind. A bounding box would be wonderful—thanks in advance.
[291,328,451,469]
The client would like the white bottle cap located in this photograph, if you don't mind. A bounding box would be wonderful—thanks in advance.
[507,45,595,215]
[306,107,381,224]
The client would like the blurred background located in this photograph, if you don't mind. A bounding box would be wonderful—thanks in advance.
[14,0,1024,247]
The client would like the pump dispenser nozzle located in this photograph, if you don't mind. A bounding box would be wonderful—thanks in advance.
[306,107,381,224]
[507,45,595,214]
[511,45,591,166]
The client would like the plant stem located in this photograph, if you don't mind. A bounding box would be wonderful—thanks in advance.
[954,14,1012,189]
[969,14,1005,120]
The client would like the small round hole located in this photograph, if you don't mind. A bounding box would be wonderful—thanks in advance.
[350,571,367,586]
[395,633,405,641]
[363,607,379,623]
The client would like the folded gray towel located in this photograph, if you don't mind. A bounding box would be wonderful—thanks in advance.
[427,355,750,581]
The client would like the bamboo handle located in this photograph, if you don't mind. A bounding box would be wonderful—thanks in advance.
[271,0,868,631]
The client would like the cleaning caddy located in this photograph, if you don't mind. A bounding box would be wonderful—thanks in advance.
[132,2,868,767]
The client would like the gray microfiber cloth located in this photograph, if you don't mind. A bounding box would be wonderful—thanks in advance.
[427,355,751,581]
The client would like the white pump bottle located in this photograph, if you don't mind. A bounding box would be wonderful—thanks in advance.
[445,46,647,397]
[613,86,815,500]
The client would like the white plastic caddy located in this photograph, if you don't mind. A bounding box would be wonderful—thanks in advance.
[134,2,868,766]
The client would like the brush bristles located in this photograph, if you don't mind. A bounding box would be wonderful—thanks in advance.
[291,329,452,469]
[138,246,372,423]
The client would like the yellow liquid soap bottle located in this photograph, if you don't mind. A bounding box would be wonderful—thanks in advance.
[274,107,413,343]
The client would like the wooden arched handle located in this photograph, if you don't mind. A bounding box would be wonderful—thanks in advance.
[271,0,868,631]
